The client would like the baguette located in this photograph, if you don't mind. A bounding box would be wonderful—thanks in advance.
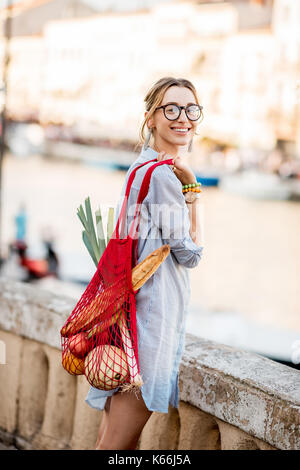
[131,244,170,290]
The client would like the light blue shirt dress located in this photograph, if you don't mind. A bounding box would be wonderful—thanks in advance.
[85,145,204,413]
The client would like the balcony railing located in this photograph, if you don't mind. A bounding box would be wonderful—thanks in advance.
[0,278,299,450]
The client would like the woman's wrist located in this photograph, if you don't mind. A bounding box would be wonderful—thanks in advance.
[180,174,197,185]
[186,197,201,205]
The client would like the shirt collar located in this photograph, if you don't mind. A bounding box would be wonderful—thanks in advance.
[138,145,159,161]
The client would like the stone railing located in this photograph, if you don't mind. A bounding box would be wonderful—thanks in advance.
[0,279,299,450]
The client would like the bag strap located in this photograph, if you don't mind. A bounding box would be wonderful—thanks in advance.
[115,157,173,240]
[115,158,157,239]
[128,159,173,239]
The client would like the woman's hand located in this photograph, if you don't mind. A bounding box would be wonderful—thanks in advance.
[157,151,197,185]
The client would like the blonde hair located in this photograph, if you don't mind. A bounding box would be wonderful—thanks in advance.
[135,76,202,152]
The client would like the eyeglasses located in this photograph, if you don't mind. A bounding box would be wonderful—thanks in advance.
[155,103,203,121]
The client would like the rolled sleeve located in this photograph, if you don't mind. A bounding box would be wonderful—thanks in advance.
[145,166,203,268]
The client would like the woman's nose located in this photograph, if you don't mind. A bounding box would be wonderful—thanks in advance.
[177,108,189,122]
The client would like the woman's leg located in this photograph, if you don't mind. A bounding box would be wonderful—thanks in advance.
[95,397,111,449]
[97,388,152,450]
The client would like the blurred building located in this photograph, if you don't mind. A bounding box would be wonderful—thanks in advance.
[0,0,98,36]
[1,36,43,121]
[0,0,300,156]
[224,0,273,29]
[2,1,239,143]
[40,11,155,140]
[211,28,275,149]
[271,0,300,156]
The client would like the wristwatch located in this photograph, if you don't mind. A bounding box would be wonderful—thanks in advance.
[184,192,201,204]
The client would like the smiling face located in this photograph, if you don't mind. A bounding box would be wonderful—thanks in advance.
[145,85,199,156]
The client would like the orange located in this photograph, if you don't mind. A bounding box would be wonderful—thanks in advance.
[62,349,85,375]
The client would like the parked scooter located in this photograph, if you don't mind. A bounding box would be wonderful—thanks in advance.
[11,239,59,282]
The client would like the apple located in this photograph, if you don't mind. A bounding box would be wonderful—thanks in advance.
[67,332,89,358]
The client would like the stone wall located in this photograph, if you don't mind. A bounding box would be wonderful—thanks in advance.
[0,279,299,450]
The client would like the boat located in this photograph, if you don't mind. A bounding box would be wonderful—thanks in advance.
[219,169,297,201]
[195,174,220,187]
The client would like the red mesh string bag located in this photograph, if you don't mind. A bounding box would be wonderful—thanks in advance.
[60,158,172,392]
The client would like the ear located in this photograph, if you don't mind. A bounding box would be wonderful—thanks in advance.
[147,119,154,129]
[145,111,154,129]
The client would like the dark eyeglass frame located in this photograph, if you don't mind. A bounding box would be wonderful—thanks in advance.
[155,103,203,121]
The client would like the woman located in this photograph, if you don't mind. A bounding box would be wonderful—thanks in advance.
[85,77,204,450]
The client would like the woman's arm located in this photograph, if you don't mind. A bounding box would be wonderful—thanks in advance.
[165,155,203,247]
[144,166,203,269]
[186,198,203,247]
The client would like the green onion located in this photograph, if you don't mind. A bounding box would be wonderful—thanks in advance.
[77,197,115,267]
